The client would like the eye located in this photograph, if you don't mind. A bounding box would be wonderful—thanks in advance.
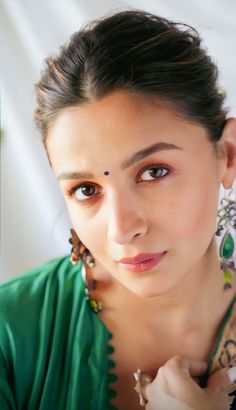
[67,183,99,202]
[138,165,169,182]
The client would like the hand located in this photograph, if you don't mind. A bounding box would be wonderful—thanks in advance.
[138,355,235,410]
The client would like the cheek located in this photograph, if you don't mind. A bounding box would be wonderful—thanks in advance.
[66,205,92,246]
[69,209,104,254]
[65,202,110,266]
[188,201,217,248]
[194,179,219,230]
[165,183,218,242]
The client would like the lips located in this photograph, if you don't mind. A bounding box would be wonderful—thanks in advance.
[118,252,165,264]
[118,252,167,273]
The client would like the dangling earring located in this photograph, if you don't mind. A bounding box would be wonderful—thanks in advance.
[216,188,236,290]
[68,228,102,313]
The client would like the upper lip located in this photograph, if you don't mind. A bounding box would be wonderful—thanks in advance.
[118,252,166,264]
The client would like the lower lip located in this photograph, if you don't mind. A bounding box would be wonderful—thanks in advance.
[119,252,167,273]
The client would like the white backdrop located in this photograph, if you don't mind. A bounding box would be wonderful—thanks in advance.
[0,0,236,283]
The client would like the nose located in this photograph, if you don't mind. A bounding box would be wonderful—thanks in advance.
[106,190,147,245]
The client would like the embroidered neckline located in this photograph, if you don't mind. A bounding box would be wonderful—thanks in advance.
[80,265,118,409]
[107,332,119,410]
[199,294,236,388]
[86,299,119,409]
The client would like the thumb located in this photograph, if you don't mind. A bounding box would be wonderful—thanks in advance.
[206,366,236,398]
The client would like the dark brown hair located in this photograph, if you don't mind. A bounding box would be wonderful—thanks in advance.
[34,9,227,159]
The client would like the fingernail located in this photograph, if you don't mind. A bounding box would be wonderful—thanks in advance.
[227,367,236,383]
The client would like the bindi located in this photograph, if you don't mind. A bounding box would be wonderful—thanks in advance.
[104,171,110,176]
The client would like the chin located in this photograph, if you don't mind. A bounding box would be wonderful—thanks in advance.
[126,282,162,298]
[125,274,178,298]
[136,289,161,298]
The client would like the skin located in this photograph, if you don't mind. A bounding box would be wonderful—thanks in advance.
[143,355,234,410]
[46,89,236,408]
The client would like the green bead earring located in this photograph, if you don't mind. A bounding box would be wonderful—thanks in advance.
[220,230,235,290]
[216,188,236,291]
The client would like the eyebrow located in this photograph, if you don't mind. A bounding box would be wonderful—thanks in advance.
[56,142,182,180]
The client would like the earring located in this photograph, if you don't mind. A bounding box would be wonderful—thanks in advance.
[68,228,102,313]
[216,188,236,291]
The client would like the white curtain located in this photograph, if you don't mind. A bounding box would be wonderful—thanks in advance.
[1,0,236,283]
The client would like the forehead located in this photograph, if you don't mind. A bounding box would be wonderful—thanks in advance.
[46,90,209,172]
[47,90,188,139]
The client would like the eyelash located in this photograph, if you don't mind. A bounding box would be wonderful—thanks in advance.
[66,164,171,204]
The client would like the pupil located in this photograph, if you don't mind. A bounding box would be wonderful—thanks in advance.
[81,185,94,196]
[150,168,161,177]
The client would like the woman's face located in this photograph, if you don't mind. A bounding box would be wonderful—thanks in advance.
[47,90,225,297]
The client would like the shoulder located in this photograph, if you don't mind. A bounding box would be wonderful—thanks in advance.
[0,255,83,299]
[1,254,77,288]
[0,256,85,339]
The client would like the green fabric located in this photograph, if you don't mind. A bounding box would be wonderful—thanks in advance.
[0,256,117,410]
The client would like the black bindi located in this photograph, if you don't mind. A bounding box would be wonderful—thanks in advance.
[104,171,110,176]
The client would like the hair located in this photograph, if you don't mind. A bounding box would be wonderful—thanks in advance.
[34,9,228,163]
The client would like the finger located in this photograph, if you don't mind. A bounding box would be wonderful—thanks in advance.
[142,356,207,396]
[161,355,207,383]
[140,356,208,407]
[202,368,235,410]
[228,367,236,384]
[206,366,236,396]
[145,356,207,403]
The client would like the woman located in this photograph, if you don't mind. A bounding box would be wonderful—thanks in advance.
[0,9,235,410]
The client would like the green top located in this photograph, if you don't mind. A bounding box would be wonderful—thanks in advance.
[0,256,116,410]
[0,255,235,410]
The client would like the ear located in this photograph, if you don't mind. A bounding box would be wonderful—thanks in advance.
[216,118,236,189]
